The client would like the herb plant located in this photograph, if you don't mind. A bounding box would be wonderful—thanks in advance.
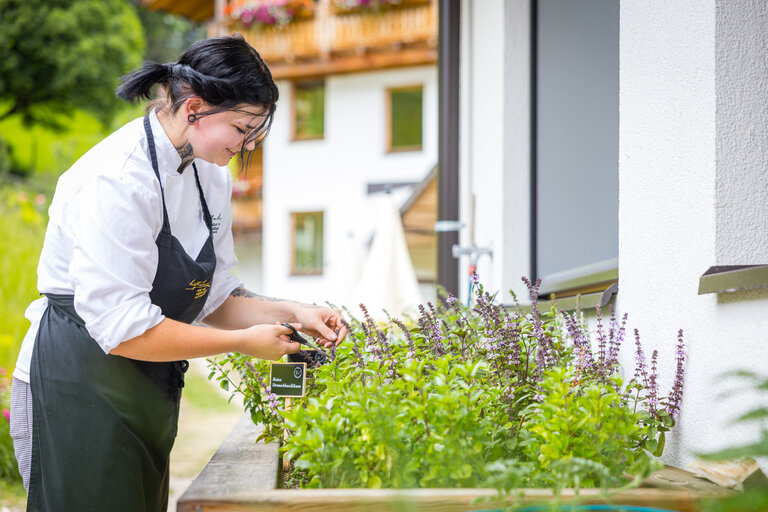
[700,371,768,512]
[209,276,687,490]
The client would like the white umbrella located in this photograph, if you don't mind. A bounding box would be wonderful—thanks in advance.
[352,193,423,319]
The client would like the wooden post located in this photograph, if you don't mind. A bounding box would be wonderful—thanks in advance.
[282,397,291,472]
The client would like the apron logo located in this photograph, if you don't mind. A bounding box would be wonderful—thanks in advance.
[186,279,211,299]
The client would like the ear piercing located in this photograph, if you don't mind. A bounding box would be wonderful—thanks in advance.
[187,114,198,124]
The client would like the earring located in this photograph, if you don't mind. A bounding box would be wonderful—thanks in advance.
[187,114,197,124]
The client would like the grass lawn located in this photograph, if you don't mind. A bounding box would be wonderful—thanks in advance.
[0,478,25,510]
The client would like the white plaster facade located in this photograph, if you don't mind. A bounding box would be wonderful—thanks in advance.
[260,66,438,307]
[461,0,768,470]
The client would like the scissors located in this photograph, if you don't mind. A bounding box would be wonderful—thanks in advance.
[281,323,331,358]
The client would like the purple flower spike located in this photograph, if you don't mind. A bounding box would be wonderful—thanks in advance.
[667,329,686,419]
[393,318,416,361]
[633,328,649,387]
[595,305,606,367]
[647,350,659,418]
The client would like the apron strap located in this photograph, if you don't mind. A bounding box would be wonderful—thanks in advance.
[143,114,171,234]
[144,114,213,237]
[43,293,85,328]
[192,163,213,235]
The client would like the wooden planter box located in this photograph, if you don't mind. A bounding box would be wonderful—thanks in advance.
[178,413,733,512]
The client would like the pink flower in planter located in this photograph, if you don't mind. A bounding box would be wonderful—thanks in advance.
[2,409,9,423]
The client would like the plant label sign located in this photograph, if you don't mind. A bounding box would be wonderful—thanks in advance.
[287,349,328,366]
[269,362,306,397]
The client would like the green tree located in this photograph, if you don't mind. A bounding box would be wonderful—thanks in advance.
[136,5,206,64]
[0,0,145,129]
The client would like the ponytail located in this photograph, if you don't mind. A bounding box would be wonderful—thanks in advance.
[114,35,279,158]
[116,62,173,102]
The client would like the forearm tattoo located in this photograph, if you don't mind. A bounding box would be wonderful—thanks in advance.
[175,141,195,174]
[229,287,323,308]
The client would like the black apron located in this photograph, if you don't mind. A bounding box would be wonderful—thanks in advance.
[27,115,217,512]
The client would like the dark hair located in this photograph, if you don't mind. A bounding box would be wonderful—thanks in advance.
[116,33,278,160]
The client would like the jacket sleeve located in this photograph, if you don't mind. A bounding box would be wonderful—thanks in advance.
[68,170,165,354]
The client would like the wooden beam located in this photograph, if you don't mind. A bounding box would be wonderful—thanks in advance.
[142,0,214,23]
[267,47,437,80]
[179,487,727,512]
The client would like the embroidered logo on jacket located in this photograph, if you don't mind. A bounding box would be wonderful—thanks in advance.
[211,213,222,234]
[186,279,211,299]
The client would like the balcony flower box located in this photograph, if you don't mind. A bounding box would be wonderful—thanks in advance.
[227,0,315,28]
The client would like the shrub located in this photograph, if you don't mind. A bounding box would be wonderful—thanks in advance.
[0,369,20,484]
[210,276,686,490]
[700,371,768,512]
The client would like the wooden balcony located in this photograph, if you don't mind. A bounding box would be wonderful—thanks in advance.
[225,0,437,80]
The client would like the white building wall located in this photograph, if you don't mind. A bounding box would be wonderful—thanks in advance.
[501,1,533,303]
[620,0,768,468]
[459,0,532,305]
[459,0,528,304]
[463,0,768,470]
[261,66,438,307]
[715,1,768,262]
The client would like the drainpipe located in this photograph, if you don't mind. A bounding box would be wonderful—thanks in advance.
[437,0,461,296]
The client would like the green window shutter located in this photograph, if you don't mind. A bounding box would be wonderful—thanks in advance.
[389,87,423,151]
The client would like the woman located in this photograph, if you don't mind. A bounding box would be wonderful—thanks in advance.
[9,34,347,511]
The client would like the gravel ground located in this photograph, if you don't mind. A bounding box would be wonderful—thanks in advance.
[168,358,242,511]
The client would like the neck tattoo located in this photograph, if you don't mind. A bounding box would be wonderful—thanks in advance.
[175,141,194,174]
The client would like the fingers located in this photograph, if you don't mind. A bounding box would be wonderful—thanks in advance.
[316,324,338,345]
[283,340,301,354]
[335,322,348,345]
[276,323,302,355]
[326,312,347,346]
[276,321,302,334]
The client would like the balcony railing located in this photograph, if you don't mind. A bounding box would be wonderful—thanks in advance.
[223,0,437,79]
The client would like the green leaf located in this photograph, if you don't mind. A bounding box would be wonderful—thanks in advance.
[294,459,312,470]
[367,475,382,488]
[734,408,768,423]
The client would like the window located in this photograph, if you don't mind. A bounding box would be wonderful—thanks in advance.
[292,81,325,140]
[387,86,423,152]
[291,211,324,275]
[534,0,619,296]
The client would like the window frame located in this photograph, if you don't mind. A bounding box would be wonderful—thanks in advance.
[386,84,424,153]
[530,0,619,299]
[290,210,324,276]
[291,80,326,142]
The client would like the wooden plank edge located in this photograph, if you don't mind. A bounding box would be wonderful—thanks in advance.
[178,413,280,510]
[643,465,738,495]
[178,487,721,512]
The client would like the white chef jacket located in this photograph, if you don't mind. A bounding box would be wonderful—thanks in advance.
[13,110,243,383]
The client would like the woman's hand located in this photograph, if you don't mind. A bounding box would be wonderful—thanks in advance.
[293,306,348,349]
[238,323,302,360]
